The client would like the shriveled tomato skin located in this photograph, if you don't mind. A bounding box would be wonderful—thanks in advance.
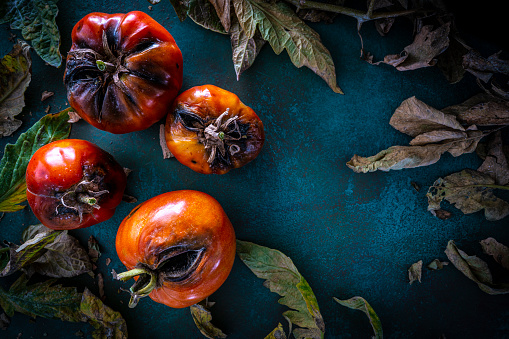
[165,85,264,174]
[26,139,127,230]
[115,190,236,308]
[64,11,183,134]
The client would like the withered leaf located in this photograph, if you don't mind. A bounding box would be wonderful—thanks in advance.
[427,259,448,270]
[0,274,83,321]
[442,93,509,126]
[80,288,128,339]
[21,224,93,278]
[0,41,31,137]
[477,131,509,185]
[334,296,383,339]
[348,96,491,173]
[67,110,81,123]
[0,312,9,330]
[408,260,423,284]
[236,240,325,339]
[445,240,509,295]
[462,50,509,83]
[88,236,101,263]
[427,169,509,221]
[233,0,342,94]
[40,91,54,101]
[265,323,287,339]
[436,35,468,84]
[375,23,450,71]
[433,209,452,220]
[190,301,226,339]
[480,238,509,271]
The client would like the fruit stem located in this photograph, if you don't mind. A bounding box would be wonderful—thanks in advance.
[115,267,157,308]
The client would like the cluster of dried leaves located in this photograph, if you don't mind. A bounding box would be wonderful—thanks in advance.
[408,238,509,295]
[347,92,509,221]
[0,224,127,338]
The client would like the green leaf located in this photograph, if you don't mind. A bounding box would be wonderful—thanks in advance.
[190,301,226,339]
[230,17,266,80]
[0,40,31,137]
[445,240,509,295]
[233,0,342,94]
[426,169,509,221]
[334,296,383,339]
[80,288,128,339]
[236,240,325,339]
[21,224,93,278]
[0,108,72,212]
[1,0,61,67]
[0,274,84,321]
[1,0,62,67]
[0,230,60,277]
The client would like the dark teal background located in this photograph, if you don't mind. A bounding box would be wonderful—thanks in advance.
[1,1,508,338]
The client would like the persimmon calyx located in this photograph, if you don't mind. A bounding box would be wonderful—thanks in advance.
[56,177,109,222]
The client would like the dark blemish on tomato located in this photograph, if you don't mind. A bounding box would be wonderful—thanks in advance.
[191,160,197,164]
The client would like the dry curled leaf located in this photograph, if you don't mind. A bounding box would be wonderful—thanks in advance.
[190,301,226,339]
[480,238,509,271]
[334,296,383,339]
[40,91,54,101]
[476,131,509,185]
[442,93,509,126]
[408,260,422,284]
[427,259,448,270]
[427,169,509,221]
[0,41,31,137]
[445,240,509,295]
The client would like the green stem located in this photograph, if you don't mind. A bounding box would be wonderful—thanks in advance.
[78,195,97,206]
[115,267,157,308]
[283,0,418,23]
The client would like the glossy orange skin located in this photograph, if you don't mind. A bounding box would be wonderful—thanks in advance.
[26,139,127,230]
[165,85,264,174]
[64,11,183,134]
[116,190,236,308]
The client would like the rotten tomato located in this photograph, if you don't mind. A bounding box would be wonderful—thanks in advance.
[115,190,236,308]
[64,11,183,134]
[26,139,127,230]
[165,85,265,174]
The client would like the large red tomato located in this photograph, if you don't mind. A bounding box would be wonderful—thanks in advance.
[26,139,127,230]
[64,11,183,134]
[115,190,236,308]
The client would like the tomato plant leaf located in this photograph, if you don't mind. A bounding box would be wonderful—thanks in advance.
[427,169,509,221]
[20,224,93,278]
[408,260,423,284]
[480,238,509,271]
[477,131,509,185]
[0,274,84,321]
[236,240,325,339]
[230,17,266,80]
[445,240,509,295]
[0,0,62,67]
[333,296,383,339]
[0,108,72,213]
[80,288,128,339]
[190,301,226,339]
[441,93,509,126]
[0,230,59,277]
[265,323,287,339]
[375,23,450,71]
[0,40,31,138]
[209,0,231,32]
[233,0,342,94]
[168,0,226,34]
[347,96,491,173]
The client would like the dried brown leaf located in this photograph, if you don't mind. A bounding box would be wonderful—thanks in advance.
[408,260,422,284]
[209,0,231,32]
[442,93,509,126]
[427,259,448,270]
[40,91,54,101]
[463,50,509,83]
[427,169,509,221]
[480,238,509,271]
[477,131,509,185]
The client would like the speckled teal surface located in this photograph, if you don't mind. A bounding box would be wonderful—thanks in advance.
[1,1,508,338]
